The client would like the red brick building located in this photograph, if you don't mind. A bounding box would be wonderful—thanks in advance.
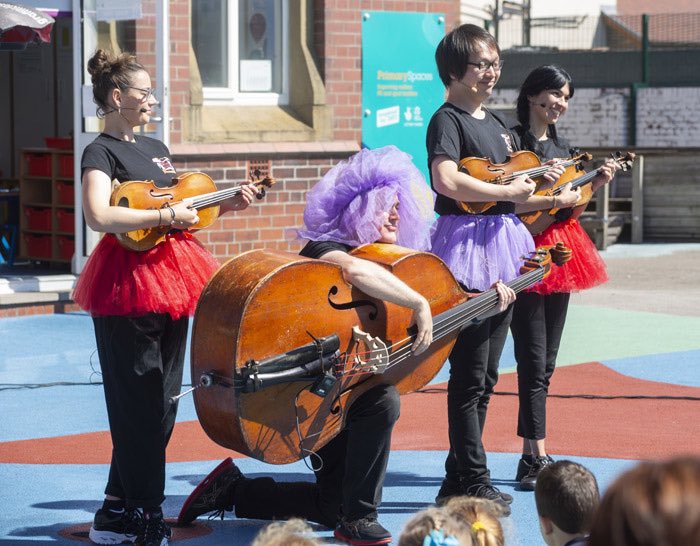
[158,0,459,259]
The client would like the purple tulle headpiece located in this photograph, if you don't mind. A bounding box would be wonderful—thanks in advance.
[296,145,435,250]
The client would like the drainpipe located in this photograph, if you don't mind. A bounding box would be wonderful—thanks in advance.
[630,14,649,146]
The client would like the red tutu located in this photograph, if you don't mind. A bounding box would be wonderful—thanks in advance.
[73,232,220,319]
[528,218,608,295]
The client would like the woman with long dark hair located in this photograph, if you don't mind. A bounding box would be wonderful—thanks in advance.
[509,65,618,491]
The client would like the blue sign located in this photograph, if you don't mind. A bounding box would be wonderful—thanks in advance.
[362,11,445,182]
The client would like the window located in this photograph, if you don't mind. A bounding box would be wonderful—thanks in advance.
[192,0,288,105]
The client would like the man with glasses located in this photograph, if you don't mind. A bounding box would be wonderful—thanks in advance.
[425,24,563,514]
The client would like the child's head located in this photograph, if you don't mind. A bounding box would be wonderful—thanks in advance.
[535,460,599,538]
[442,497,505,546]
[435,24,500,88]
[250,518,320,546]
[588,456,700,546]
[398,506,473,546]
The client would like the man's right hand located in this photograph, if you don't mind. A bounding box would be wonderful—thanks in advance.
[410,297,433,355]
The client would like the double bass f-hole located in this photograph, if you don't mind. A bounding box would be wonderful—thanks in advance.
[327,285,379,320]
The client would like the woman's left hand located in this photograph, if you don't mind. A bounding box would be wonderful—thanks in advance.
[539,160,566,190]
[225,183,257,212]
[592,158,618,191]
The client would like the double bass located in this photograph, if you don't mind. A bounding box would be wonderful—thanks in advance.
[189,243,569,464]
[110,170,276,251]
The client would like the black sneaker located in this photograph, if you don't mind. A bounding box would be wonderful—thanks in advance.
[520,455,554,491]
[177,457,243,525]
[462,483,512,516]
[515,455,533,481]
[436,477,513,506]
[435,478,461,506]
[89,508,143,544]
[334,516,392,545]
[135,511,171,546]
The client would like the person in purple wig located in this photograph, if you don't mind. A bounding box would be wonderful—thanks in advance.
[178,145,436,546]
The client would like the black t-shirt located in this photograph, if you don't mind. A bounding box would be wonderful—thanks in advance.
[511,126,571,162]
[512,126,574,222]
[426,103,518,216]
[299,240,352,260]
[81,133,177,187]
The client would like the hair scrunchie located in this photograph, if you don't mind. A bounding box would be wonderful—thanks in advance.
[471,521,486,533]
[422,529,461,546]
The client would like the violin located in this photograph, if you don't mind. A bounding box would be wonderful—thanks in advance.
[110,170,276,251]
[189,242,570,464]
[457,151,590,214]
[519,151,635,236]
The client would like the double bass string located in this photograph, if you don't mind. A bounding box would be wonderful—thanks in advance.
[336,266,545,380]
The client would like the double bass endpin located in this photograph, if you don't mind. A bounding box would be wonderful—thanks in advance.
[169,373,215,405]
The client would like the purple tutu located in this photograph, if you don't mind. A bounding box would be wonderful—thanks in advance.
[430,214,535,291]
[295,145,435,250]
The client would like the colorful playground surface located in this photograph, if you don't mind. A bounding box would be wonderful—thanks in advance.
[1,244,699,545]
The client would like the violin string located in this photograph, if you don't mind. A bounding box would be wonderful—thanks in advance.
[502,157,581,183]
[191,187,243,208]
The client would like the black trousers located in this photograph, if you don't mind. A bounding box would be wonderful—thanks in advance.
[233,383,400,528]
[510,291,570,440]
[93,313,188,508]
[443,306,513,484]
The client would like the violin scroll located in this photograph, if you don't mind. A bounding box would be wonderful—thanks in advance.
[249,168,276,200]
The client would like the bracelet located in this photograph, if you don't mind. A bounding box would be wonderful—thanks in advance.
[166,204,176,225]
[552,195,558,208]
[157,208,162,226]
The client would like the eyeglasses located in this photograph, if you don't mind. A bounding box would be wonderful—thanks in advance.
[124,86,157,101]
[467,60,504,73]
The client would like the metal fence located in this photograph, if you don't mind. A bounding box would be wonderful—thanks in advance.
[494,12,700,52]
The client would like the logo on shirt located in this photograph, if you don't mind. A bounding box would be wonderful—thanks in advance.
[153,157,176,174]
[501,133,514,153]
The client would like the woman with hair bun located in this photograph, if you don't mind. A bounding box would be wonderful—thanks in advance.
[75,49,257,546]
[509,65,618,491]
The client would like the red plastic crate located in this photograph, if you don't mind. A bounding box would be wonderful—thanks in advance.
[56,209,74,233]
[58,236,75,261]
[26,154,51,177]
[56,182,74,206]
[24,234,52,258]
[45,137,73,150]
[24,207,52,231]
[59,155,74,178]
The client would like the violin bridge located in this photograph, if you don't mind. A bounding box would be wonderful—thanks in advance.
[351,326,390,374]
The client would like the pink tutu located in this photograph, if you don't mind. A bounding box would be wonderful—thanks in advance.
[430,213,535,291]
[73,232,220,319]
[529,218,608,295]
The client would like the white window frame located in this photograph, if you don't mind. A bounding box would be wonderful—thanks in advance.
[201,0,289,106]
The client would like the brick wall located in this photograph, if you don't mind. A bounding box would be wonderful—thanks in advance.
[173,155,345,261]
[491,87,700,149]
[319,1,459,142]
[171,1,460,262]
[636,87,700,147]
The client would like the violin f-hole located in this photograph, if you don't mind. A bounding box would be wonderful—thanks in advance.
[148,189,175,200]
[327,286,378,320]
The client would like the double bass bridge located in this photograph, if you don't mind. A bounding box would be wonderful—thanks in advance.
[351,326,390,374]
